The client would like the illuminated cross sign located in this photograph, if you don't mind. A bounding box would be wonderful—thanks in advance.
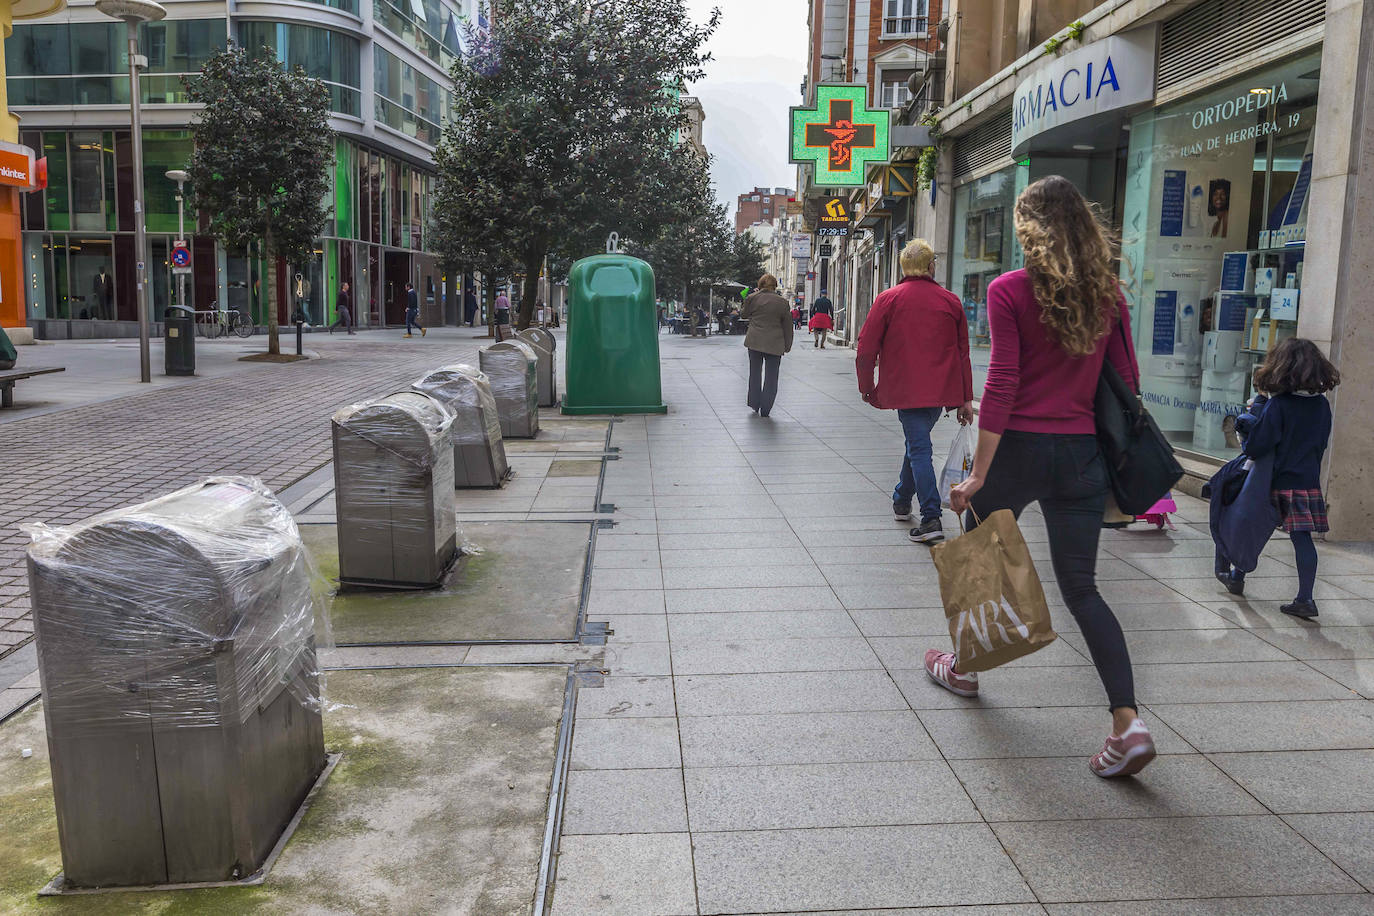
[791,85,891,187]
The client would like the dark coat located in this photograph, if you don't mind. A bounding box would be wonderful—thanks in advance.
[1205,453,1280,573]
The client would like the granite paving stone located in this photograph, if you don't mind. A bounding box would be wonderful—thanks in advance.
[551,833,697,916]
[1147,699,1374,752]
[1207,749,1374,812]
[684,760,978,831]
[561,768,689,835]
[574,676,676,719]
[992,815,1361,902]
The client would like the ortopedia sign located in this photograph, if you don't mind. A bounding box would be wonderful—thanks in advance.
[791,234,812,260]
[791,84,891,187]
[1011,27,1156,155]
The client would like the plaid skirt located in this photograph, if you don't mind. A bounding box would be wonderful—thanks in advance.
[1273,488,1329,533]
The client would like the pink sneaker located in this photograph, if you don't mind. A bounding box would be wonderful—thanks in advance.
[1090,718,1157,778]
[924,649,979,698]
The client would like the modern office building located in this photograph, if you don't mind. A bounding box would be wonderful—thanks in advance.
[5,0,485,336]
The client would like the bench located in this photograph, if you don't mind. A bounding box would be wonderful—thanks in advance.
[0,366,66,408]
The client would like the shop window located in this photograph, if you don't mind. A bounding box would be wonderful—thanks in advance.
[949,164,1026,396]
[1118,50,1321,459]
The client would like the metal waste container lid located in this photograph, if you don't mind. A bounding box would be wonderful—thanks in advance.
[518,326,555,354]
[164,305,193,319]
[413,364,492,404]
[487,339,539,365]
[331,390,453,466]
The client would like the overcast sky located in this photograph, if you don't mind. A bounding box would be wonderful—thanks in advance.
[685,0,810,213]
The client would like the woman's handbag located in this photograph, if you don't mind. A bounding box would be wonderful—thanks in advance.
[1095,323,1184,516]
[931,510,1058,673]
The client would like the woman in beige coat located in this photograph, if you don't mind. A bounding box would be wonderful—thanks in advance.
[741,273,794,417]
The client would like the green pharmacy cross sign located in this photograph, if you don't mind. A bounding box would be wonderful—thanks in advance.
[791,84,892,187]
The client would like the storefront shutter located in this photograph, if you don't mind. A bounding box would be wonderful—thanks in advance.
[1159,0,1326,91]
[952,112,1012,183]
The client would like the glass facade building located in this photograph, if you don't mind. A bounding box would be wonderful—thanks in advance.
[5,0,480,336]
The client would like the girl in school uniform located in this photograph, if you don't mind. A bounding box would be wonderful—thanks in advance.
[1217,338,1340,619]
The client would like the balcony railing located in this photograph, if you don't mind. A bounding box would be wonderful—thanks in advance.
[882,16,928,37]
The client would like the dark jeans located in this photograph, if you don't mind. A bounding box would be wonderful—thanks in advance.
[894,407,942,522]
[747,349,781,416]
[329,307,352,333]
[967,431,1136,711]
[405,308,422,333]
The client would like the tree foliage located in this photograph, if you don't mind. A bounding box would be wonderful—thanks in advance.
[731,231,768,288]
[186,45,333,353]
[433,0,719,328]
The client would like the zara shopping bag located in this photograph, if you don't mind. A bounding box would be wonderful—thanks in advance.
[930,509,1057,673]
[939,423,975,509]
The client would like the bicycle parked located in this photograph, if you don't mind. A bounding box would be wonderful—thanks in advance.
[196,304,255,339]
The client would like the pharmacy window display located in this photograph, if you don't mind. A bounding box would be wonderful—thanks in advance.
[950,166,1025,352]
[1118,52,1320,458]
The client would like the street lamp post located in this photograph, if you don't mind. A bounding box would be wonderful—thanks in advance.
[166,169,188,312]
[94,0,166,384]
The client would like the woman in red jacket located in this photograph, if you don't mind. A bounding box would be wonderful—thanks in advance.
[938,176,1154,778]
[856,239,974,544]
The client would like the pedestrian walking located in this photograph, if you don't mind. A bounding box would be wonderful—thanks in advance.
[808,289,834,348]
[937,175,1154,778]
[1214,338,1338,619]
[740,273,793,417]
[791,304,802,330]
[403,282,426,337]
[329,281,354,334]
[464,286,479,326]
[855,239,973,544]
[495,290,511,327]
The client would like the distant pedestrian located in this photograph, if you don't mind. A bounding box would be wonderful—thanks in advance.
[856,239,972,545]
[329,280,354,334]
[941,175,1154,778]
[791,304,802,329]
[495,290,511,327]
[464,286,479,326]
[740,273,793,417]
[809,290,834,348]
[1214,338,1338,619]
[403,282,425,337]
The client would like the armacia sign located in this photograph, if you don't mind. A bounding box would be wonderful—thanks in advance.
[1011,27,1157,155]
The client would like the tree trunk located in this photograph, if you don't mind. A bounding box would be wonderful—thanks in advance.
[264,228,280,356]
[518,248,543,331]
[485,273,497,339]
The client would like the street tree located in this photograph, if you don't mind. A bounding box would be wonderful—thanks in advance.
[434,0,719,329]
[186,45,334,355]
[732,231,768,288]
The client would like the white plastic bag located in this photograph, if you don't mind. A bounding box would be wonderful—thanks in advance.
[940,423,976,509]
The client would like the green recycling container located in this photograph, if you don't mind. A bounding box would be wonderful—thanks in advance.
[562,251,667,415]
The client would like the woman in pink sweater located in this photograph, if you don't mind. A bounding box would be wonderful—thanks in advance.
[931,175,1154,778]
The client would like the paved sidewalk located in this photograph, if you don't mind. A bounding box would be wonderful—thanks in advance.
[553,332,1374,914]
[0,328,492,658]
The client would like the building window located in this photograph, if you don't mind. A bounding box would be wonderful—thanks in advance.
[883,0,928,37]
[238,22,362,117]
[880,69,915,109]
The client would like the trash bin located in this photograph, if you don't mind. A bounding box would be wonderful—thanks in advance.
[413,364,511,488]
[517,327,558,408]
[563,238,666,414]
[24,477,326,888]
[164,305,195,376]
[480,341,540,439]
[331,391,458,588]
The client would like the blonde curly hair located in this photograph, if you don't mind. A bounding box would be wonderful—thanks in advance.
[1014,176,1119,357]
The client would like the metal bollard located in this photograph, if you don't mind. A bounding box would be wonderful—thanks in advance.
[296,319,304,356]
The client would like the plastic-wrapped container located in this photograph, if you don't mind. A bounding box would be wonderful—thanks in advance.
[480,341,540,438]
[24,476,327,888]
[331,390,458,587]
[517,327,558,408]
[413,364,511,488]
